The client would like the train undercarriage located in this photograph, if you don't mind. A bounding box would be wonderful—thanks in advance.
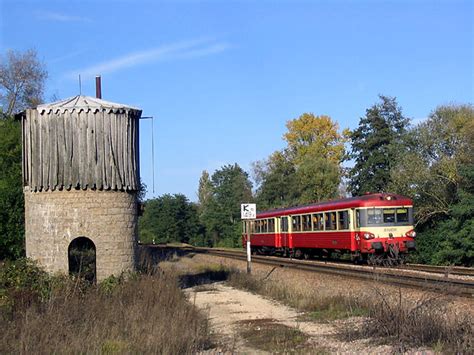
[250,244,409,266]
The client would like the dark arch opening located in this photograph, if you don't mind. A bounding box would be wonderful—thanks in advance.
[68,237,96,282]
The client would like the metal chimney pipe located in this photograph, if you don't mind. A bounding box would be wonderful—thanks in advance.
[95,75,102,99]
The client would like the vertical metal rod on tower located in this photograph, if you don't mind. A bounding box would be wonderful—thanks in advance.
[140,116,155,196]
[151,116,155,195]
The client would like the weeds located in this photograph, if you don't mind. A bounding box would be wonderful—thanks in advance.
[347,287,474,352]
[0,259,212,353]
[222,265,473,353]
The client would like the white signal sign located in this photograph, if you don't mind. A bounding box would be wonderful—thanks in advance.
[241,203,256,219]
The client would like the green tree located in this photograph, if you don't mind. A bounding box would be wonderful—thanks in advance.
[138,194,201,244]
[197,170,213,215]
[198,164,253,247]
[296,152,340,204]
[197,170,218,246]
[253,151,297,209]
[211,164,253,247]
[0,49,47,115]
[432,164,474,266]
[0,117,24,259]
[348,95,409,195]
[389,104,474,265]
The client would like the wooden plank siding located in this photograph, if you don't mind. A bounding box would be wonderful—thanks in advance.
[22,108,141,192]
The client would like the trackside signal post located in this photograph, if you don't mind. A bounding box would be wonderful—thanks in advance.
[241,203,256,274]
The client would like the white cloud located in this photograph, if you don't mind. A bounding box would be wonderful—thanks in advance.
[36,11,91,23]
[49,49,88,64]
[66,38,229,80]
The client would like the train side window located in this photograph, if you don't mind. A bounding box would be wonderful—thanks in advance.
[312,214,318,231]
[292,215,301,232]
[312,213,324,231]
[338,210,349,230]
[281,217,289,232]
[396,208,408,223]
[268,219,275,233]
[302,214,312,231]
[356,209,360,228]
[262,219,268,233]
[325,212,337,230]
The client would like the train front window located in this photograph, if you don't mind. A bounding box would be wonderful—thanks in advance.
[362,207,413,226]
[383,209,395,223]
[368,209,383,224]
[397,209,408,222]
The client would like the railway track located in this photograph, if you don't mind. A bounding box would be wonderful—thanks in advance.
[400,263,474,277]
[147,245,474,297]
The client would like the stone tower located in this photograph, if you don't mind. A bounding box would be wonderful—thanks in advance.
[19,95,142,281]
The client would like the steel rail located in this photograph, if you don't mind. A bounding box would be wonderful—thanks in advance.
[401,263,474,277]
[180,246,474,298]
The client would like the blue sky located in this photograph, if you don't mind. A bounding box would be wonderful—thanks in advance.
[1,0,473,201]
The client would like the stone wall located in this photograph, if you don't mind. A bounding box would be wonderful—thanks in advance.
[24,188,137,281]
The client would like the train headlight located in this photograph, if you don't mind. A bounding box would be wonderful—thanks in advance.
[363,232,375,240]
[405,230,416,238]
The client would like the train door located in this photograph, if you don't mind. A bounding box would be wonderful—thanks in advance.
[350,208,360,251]
[275,217,281,248]
[280,216,289,249]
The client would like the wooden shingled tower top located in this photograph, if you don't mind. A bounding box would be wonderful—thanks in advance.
[20,95,142,192]
[35,95,141,114]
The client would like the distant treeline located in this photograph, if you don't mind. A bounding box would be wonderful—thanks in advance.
[0,49,472,265]
[138,97,473,266]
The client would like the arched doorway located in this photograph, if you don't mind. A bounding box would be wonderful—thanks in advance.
[68,237,96,282]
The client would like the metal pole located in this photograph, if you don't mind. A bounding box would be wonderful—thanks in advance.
[139,116,155,196]
[247,220,251,274]
[151,116,155,195]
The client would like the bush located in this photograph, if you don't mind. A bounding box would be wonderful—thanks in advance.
[0,258,51,314]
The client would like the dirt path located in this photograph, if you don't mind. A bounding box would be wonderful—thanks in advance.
[186,282,395,354]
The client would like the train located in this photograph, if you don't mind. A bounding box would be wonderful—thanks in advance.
[242,193,416,265]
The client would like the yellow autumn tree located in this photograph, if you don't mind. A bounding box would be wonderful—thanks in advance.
[283,113,349,165]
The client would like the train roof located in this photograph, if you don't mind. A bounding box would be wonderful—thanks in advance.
[257,193,413,218]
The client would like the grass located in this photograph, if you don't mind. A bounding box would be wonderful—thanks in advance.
[301,296,368,322]
[0,258,212,354]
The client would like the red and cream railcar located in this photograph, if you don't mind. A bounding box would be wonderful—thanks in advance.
[242,193,416,264]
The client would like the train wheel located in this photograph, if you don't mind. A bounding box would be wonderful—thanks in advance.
[293,249,303,259]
